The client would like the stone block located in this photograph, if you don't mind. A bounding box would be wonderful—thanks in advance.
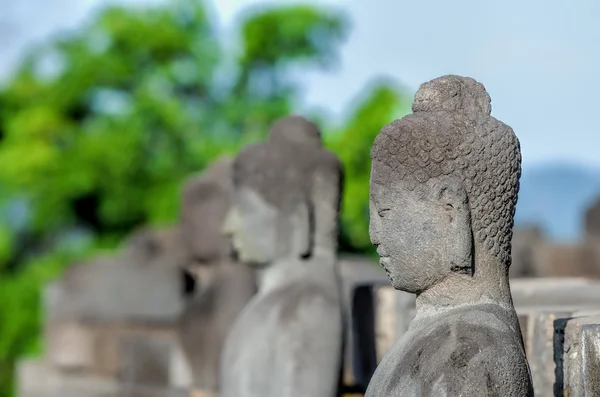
[45,321,95,371]
[169,341,193,389]
[17,357,118,397]
[555,314,600,396]
[45,228,187,324]
[338,256,388,390]
[118,334,175,387]
[511,277,600,308]
[518,309,574,396]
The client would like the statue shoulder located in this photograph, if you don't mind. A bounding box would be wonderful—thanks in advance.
[274,283,341,326]
[375,315,531,396]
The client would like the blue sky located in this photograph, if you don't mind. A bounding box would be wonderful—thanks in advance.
[2,0,599,168]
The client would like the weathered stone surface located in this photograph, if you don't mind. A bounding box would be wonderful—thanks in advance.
[519,309,573,396]
[46,227,187,324]
[366,75,532,396]
[220,115,344,397]
[369,278,600,395]
[555,314,600,396]
[177,157,257,393]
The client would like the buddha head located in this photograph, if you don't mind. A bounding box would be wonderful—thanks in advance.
[369,75,521,294]
[223,117,342,267]
[180,157,234,263]
[268,115,322,147]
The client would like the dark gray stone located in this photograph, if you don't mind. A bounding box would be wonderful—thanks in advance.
[177,157,257,393]
[366,75,533,396]
[220,116,344,397]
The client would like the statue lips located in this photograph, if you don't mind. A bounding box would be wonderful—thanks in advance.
[377,246,391,275]
[379,257,391,272]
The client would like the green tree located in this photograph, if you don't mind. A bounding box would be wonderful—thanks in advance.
[0,0,409,395]
[0,1,352,395]
[328,79,411,253]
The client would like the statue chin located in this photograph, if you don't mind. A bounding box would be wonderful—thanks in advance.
[245,260,270,269]
[236,251,270,268]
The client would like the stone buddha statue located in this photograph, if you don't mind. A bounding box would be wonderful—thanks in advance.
[177,157,257,396]
[365,75,534,396]
[219,116,344,397]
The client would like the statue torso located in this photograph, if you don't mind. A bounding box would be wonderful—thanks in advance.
[179,261,256,391]
[220,263,344,397]
[365,303,533,397]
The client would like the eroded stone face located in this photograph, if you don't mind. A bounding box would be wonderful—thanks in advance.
[365,75,532,397]
[370,177,455,292]
[219,116,344,397]
[176,157,258,393]
[222,188,283,266]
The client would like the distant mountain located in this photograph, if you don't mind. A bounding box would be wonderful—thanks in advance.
[515,163,600,242]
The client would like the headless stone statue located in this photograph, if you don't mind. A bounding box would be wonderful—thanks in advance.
[366,75,534,396]
[177,157,257,395]
[220,116,344,397]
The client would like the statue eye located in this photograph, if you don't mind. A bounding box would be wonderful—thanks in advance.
[377,209,391,217]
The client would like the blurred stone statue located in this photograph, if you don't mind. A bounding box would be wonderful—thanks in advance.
[177,157,257,396]
[220,116,344,397]
[366,75,533,396]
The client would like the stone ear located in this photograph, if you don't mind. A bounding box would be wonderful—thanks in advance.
[432,176,469,213]
[298,200,314,259]
[432,177,474,276]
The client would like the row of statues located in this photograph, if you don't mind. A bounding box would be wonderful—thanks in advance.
[20,75,538,396]
[214,75,533,396]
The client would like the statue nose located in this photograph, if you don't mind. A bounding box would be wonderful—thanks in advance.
[222,209,236,236]
[369,217,381,246]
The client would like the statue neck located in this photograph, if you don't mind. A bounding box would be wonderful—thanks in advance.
[257,251,336,294]
[415,255,514,318]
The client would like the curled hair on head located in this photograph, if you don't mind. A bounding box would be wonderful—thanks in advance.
[371,75,521,268]
[268,115,322,147]
[412,74,492,116]
[233,135,343,255]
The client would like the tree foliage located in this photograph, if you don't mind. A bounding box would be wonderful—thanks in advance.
[328,80,411,252]
[0,1,409,395]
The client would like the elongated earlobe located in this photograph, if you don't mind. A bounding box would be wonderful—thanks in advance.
[288,202,313,260]
[432,177,474,276]
[299,201,314,259]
